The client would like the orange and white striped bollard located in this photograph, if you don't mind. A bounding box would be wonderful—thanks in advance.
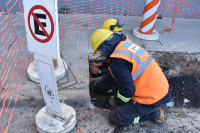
[133,0,161,40]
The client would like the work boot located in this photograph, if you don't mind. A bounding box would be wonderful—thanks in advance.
[155,104,168,124]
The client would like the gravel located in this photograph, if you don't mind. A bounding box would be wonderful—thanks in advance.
[167,76,200,109]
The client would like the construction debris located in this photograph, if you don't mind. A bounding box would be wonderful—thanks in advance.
[167,76,200,109]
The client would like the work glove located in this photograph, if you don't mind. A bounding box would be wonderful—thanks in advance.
[109,96,116,107]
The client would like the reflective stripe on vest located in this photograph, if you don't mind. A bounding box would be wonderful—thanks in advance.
[117,90,131,102]
[111,50,153,81]
[133,116,140,124]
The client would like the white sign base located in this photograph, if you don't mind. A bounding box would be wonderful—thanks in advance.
[36,103,76,133]
[27,59,68,83]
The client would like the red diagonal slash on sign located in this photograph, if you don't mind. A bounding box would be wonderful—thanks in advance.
[31,12,50,38]
[28,5,54,43]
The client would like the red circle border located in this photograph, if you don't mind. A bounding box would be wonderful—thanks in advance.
[28,5,54,43]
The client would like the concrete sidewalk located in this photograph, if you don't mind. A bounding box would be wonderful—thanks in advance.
[61,14,200,53]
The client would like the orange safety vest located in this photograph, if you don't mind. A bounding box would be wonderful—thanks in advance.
[108,38,169,105]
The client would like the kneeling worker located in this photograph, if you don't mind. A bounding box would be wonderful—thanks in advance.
[90,29,171,125]
[90,19,126,94]
[90,19,125,76]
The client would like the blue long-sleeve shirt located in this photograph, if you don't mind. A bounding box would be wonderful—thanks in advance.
[110,58,134,105]
[100,34,127,76]
[101,59,110,75]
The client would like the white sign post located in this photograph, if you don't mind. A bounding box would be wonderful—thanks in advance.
[34,54,62,116]
[23,0,76,132]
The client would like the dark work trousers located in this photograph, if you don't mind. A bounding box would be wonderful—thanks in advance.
[93,72,116,94]
[93,73,160,126]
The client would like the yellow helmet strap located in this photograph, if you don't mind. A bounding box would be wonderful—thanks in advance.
[110,25,117,31]
[110,19,124,31]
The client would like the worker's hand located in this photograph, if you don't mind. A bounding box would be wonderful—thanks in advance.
[90,62,102,68]
[90,67,100,75]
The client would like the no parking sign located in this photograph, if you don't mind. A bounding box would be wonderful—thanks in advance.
[23,0,62,117]
[23,1,60,59]
[28,5,54,43]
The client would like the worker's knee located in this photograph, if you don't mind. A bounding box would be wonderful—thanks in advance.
[93,79,115,93]
[108,112,119,126]
[108,107,121,126]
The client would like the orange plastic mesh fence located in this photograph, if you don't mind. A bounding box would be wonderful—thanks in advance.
[0,0,199,132]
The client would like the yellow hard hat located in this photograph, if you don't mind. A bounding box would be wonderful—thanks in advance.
[102,19,124,32]
[91,29,113,55]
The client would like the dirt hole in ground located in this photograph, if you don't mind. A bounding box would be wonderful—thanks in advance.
[88,53,200,109]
